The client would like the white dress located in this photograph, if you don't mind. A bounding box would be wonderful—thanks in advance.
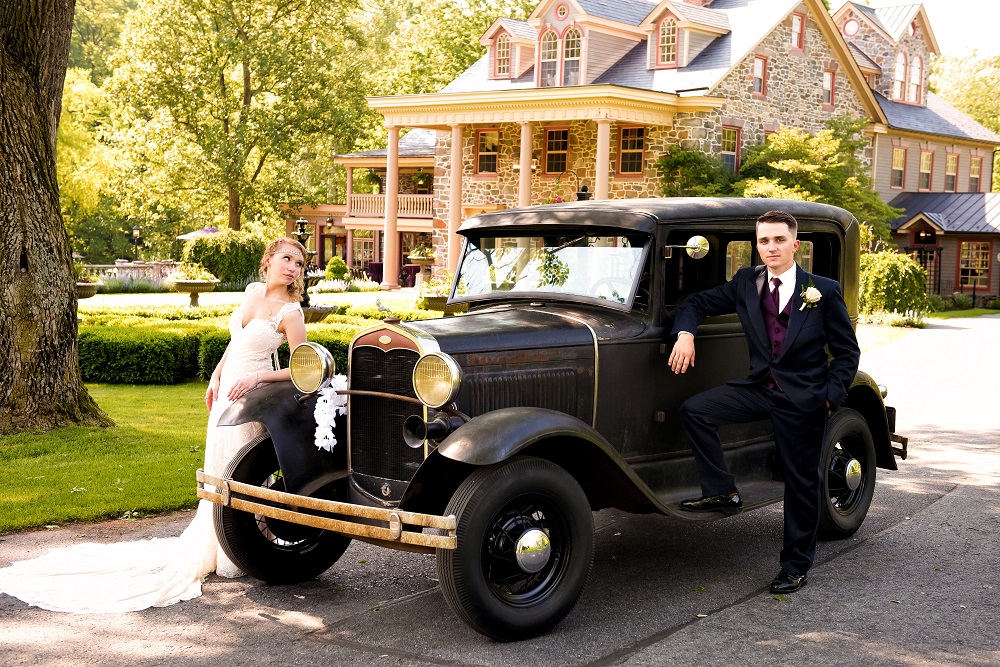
[0,283,302,613]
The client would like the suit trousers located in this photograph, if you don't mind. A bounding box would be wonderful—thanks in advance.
[680,383,828,575]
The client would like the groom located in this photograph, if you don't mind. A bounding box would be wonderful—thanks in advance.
[668,210,860,594]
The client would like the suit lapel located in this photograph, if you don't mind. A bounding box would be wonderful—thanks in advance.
[778,265,810,360]
[746,266,768,349]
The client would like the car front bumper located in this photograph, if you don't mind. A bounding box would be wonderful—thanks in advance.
[196,470,457,553]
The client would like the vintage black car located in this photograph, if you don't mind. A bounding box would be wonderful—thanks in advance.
[197,198,907,641]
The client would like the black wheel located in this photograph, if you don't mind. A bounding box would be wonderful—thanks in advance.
[818,408,877,539]
[437,456,594,641]
[214,439,351,583]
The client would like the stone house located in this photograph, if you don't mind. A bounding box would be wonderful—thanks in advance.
[832,2,1000,301]
[303,0,998,298]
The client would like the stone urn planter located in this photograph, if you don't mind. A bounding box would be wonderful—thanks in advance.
[408,256,436,288]
[171,279,220,307]
[76,282,101,299]
[302,305,335,324]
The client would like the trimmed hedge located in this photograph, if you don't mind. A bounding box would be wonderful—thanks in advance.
[79,327,198,384]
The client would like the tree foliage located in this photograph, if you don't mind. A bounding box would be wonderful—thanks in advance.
[931,53,1000,192]
[106,0,371,231]
[656,145,733,197]
[68,0,136,83]
[859,251,928,315]
[736,117,901,245]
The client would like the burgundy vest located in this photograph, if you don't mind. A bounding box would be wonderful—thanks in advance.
[761,280,792,360]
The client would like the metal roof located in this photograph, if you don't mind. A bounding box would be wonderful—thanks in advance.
[875,92,1000,144]
[888,193,1000,234]
[335,128,437,159]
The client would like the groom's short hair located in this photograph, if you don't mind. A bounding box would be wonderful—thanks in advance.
[756,210,798,237]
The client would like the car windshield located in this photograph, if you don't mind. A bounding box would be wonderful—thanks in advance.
[457,232,647,305]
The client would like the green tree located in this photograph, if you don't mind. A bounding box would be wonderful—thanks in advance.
[1,0,112,432]
[68,0,137,83]
[931,53,1000,192]
[107,0,370,231]
[736,116,901,246]
[656,145,733,197]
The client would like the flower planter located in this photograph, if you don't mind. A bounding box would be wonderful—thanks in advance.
[76,282,101,299]
[171,279,220,307]
[407,257,436,288]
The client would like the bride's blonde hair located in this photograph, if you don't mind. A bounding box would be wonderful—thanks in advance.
[259,237,308,302]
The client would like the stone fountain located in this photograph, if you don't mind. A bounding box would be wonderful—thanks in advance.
[292,218,334,323]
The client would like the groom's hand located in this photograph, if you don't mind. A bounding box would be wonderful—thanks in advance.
[669,333,696,374]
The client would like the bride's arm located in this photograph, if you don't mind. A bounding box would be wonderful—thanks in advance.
[255,309,307,385]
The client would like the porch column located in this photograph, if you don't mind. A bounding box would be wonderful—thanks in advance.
[518,121,533,208]
[382,125,400,289]
[345,166,354,218]
[346,229,354,268]
[595,119,611,200]
[448,123,464,273]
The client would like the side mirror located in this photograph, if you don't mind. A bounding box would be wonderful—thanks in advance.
[663,235,711,260]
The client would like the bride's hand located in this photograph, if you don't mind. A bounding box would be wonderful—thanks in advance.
[227,372,260,402]
[206,377,220,412]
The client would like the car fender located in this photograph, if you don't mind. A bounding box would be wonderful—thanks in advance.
[399,406,662,516]
[217,381,346,495]
[844,371,896,471]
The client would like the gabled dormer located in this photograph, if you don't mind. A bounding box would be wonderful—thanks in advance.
[639,0,730,69]
[834,2,939,106]
[481,18,538,80]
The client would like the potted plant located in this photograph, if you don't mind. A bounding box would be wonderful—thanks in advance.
[165,262,219,307]
[411,171,431,187]
[73,261,102,299]
[417,270,467,315]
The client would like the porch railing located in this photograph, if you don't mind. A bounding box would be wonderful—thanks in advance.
[348,194,433,218]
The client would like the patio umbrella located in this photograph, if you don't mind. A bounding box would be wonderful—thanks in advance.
[176,227,219,241]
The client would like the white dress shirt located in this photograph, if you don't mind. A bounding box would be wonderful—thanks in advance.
[768,264,798,313]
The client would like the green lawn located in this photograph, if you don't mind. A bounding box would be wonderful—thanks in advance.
[0,382,207,533]
[925,308,1000,320]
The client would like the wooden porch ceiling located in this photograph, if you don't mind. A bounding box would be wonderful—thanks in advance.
[367,85,723,129]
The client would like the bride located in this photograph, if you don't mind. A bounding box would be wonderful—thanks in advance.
[0,237,309,613]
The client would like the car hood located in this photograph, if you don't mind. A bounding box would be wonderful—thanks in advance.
[406,305,646,355]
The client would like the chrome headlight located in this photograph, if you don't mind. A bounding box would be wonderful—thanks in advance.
[289,342,335,394]
[412,352,462,409]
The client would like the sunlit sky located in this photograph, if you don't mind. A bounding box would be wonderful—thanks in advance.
[864,0,1000,57]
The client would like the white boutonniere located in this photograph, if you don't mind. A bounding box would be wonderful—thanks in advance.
[799,278,822,310]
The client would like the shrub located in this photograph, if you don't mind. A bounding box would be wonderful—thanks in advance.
[79,327,193,384]
[990,298,1000,310]
[925,293,949,312]
[859,252,928,315]
[312,279,351,293]
[951,292,973,310]
[325,257,349,281]
[858,310,925,328]
[183,229,266,285]
[97,277,169,294]
[198,330,231,380]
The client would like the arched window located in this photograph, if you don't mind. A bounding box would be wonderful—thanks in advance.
[892,52,907,100]
[539,31,558,87]
[563,28,581,85]
[907,55,922,104]
[495,34,510,77]
[658,17,677,66]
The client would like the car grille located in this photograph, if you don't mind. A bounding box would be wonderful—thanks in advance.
[349,344,423,500]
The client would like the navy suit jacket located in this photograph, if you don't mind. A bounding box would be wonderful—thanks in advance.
[671,264,860,413]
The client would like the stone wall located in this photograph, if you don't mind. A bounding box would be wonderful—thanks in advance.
[838,8,930,103]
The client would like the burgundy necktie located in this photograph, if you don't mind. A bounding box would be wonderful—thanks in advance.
[771,277,781,310]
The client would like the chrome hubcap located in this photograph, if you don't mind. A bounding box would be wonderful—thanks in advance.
[514,529,551,573]
[844,458,862,491]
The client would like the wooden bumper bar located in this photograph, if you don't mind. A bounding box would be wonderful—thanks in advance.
[196,470,457,550]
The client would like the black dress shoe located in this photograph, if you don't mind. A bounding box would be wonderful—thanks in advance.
[679,492,743,513]
[769,568,808,594]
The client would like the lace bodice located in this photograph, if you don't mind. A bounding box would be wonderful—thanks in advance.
[218,283,302,395]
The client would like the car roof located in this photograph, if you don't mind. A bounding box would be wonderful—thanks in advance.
[458,198,857,236]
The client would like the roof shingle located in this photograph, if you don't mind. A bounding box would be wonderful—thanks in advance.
[888,192,1000,234]
[875,92,1000,144]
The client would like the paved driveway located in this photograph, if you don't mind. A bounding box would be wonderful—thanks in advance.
[1,316,998,666]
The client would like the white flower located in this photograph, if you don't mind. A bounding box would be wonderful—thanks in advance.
[313,374,349,452]
[800,286,822,310]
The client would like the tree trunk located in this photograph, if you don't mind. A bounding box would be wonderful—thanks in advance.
[228,186,241,230]
[0,0,112,433]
